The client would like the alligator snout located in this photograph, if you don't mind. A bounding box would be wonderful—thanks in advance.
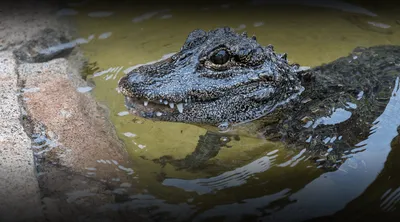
[118,71,149,96]
[119,72,146,86]
[118,73,137,97]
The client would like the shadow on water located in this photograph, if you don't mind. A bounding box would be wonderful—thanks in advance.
[57,0,400,221]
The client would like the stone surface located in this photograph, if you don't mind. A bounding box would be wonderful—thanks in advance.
[13,28,73,63]
[0,51,17,80]
[23,68,134,180]
[0,1,63,52]
[19,54,146,221]
[0,50,44,222]
[0,1,147,221]
[18,57,69,79]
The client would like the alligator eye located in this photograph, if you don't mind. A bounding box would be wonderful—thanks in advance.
[210,49,230,65]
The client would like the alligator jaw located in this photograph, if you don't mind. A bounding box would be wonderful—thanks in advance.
[118,74,218,119]
[123,95,187,118]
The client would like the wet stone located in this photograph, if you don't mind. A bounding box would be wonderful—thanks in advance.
[13,28,73,63]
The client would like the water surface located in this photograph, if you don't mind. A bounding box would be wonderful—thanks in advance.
[60,0,400,221]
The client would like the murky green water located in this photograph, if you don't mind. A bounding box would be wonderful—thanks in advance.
[59,0,400,221]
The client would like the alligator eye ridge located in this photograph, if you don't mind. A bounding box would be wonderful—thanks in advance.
[210,49,230,65]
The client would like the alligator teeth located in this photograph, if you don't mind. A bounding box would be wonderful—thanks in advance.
[177,103,184,113]
[144,101,149,106]
[156,112,163,117]
[169,103,174,108]
[163,100,168,105]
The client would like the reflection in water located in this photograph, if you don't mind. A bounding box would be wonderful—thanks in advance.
[123,52,176,74]
[76,86,93,93]
[313,129,400,221]
[161,14,173,19]
[234,24,246,31]
[98,32,112,39]
[40,35,95,55]
[367,21,392,29]
[309,108,352,129]
[132,11,160,23]
[163,154,276,195]
[56,8,78,16]
[100,194,196,221]
[93,66,124,78]
[251,0,378,16]
[277,148,306,167]
[193,189,291,222]
[155,78,400,221]
[260,77,400,221]
[381,187,400,212]
[88,11,114,18]
[132,9,170,23]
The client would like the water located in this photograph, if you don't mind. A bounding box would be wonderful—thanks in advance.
[60,0,400,221]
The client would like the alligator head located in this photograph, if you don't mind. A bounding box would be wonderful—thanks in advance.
[118,27,304,127]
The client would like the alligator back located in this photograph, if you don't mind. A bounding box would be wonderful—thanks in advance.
[259,45,400,169]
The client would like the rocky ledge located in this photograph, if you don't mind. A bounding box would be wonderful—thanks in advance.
[0,1,147,222]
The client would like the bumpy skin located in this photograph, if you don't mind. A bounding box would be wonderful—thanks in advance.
[118,27,303,126]
[119,27,400,170]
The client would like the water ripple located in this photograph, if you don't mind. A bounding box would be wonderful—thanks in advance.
[163,155,276,195]
[260,77,400,221]
[381,186,400,212]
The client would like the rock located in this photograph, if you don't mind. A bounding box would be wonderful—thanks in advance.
[0,43,8,51]
[21,57,135,185]
[0,51,44,222]
[13,28,73,63]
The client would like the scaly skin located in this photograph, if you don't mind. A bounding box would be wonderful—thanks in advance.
[118,27,400,170]
[118,27,303,126]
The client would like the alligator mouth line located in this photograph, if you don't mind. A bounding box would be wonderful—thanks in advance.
[118,78,189,116]
[124,96,186,116]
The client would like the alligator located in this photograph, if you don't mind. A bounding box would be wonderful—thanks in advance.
[118,27,400,171]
